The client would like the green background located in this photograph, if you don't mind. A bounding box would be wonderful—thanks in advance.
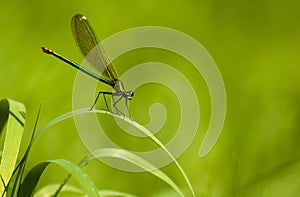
[1,0,300,196]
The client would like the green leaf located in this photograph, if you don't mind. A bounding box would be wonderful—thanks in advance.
[36,108,195,196]
[86,148,184,197]
[0,99,26,194]
[54,148,183,196]
[18,159,99,197]
[0,99,9,133]
[17,162,48,197]
[95,189,139,197]
[35,108,195,196]
[36,184,139,197]
[7,104,41,197]
[35,184,84,196]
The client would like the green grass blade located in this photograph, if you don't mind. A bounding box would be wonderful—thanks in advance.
[18,159,99,197]
[36,108,194,196]
[0,99,26,194]
[55,148,184,197]
[34,108,95,140]
[36,184,138,197]
[121,119,196,197]
[94,190,139,197]
[17,162,48,197]
[34,184,84,196]
[8,103,41,197]
[85,148,184,197]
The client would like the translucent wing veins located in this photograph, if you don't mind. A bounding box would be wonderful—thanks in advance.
[71,14,118,81]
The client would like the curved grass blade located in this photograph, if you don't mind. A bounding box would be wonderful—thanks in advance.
[18,159,99,197]
[36,108,194,196]
[0,99,26,194]
[54,148,183,196]
[36,184,138,197]
[33,108,111,140]
[17,162,48,197]
[92,190,139,197]
[84,148,184,197]
[71,14,118,81]
[34,184,84,196]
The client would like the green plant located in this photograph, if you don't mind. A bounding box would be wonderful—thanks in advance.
[0,99,194,196]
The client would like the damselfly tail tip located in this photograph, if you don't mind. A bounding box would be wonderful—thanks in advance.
[41,46,52,54]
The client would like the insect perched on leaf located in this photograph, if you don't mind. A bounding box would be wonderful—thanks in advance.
[42,14,134,117]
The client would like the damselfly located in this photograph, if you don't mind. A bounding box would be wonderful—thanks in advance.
[42,14,134,117]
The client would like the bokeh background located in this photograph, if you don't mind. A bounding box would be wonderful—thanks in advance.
[1,0,300,196]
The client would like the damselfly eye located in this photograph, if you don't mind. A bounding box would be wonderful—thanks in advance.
[126,91,134,100]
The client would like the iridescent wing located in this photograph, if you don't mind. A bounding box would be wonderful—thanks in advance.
[71,14,118,81]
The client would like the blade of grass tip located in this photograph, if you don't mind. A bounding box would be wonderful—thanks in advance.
[0,99,26,195]
[18,159,99,197]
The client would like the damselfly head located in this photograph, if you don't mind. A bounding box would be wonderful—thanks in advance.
[126,91,134,100]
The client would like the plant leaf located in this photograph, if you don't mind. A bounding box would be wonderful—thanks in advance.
[34,184,84,196]
[87,148,184,197]
[94,189,139,197]
[0,99,9,133]
[36,108,195,196]
[0,99,26,194]
[36,184,139,197]
[18,159,99,197]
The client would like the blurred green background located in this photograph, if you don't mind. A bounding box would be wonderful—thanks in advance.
[1,0,300,196]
